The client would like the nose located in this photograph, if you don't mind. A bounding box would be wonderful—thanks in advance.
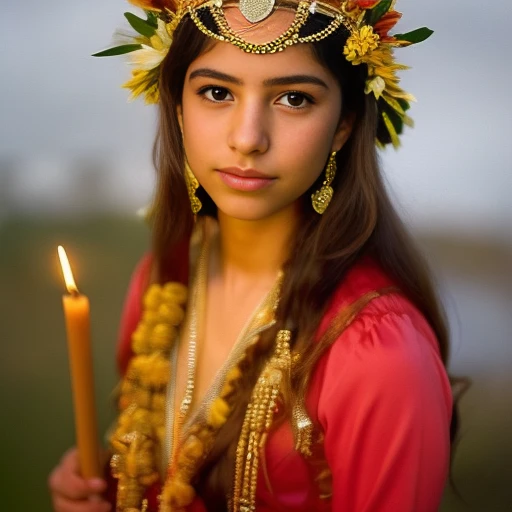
[227,99,270,156]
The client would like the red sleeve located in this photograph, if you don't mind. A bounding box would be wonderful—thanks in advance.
[116,254,152,375]
[316,295,453,512]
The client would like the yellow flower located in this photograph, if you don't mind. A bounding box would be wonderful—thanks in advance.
[225,366,243,382]
[156,425,166,445]
[181,435,204,460]
[146,354,171,388]
[143,284,163,311]
[207,397,230,428]
[132,324,151,354]
[158,303,185,326]
[142,308,160,327]
[152,391,166,412]
[344,26,380,63]
[134,388,152,408]
[162,479,196,508]
[162,282,188,304]
[220,365,243,397]
[150,410,165,428]
[149,323,177,351]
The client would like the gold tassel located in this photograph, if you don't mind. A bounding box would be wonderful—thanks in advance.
[293,404,314,457]
[232,330,292,512]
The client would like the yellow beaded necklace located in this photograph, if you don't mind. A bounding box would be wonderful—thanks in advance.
[110,279,188,510]
[110,227,288,512]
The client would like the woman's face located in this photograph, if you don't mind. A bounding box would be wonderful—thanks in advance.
[179,11,351,222]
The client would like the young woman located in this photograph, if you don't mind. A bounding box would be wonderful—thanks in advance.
[49,1,454,511]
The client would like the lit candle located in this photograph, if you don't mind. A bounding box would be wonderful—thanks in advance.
[58,246,101,478]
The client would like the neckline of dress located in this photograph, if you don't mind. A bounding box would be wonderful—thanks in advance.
[163,218,283,469]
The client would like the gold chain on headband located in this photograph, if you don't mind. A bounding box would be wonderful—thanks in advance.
[93,1,433,146]
[188,1,350,55]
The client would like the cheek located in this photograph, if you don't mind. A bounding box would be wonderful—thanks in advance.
[181,94,214,166]
[276,111,338,177]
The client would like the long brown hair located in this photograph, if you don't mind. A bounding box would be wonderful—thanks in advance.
[152,14,454,509]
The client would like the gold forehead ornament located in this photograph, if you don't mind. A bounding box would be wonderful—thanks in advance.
[94,0,434,147]
[238,0,275,23]
[187,1,349,55]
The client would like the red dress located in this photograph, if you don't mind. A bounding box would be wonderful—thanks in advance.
[114,251,452,512]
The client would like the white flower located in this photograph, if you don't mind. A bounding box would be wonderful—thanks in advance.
[129,44,166,70]
[128,19,173,70]
[365,76,386,99]
[155,18,173,48]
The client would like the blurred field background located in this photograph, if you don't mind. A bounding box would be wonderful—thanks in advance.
[1,218,510,511]
[1,0,511,511]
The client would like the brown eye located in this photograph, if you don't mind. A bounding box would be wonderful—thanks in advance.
[287,93,305,107]
[205,87,231,102]
[278,92,311,108]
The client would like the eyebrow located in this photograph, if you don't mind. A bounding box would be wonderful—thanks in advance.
[189,68,329,89]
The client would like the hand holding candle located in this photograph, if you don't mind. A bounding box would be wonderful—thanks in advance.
[58,246,101,479]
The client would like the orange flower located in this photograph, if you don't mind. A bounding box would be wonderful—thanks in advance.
[127,0,177,11]
[342,0,383,21]
[355,0,380,8]
[374,10,403,42]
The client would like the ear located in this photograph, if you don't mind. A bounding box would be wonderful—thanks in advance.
[332,112,355,152]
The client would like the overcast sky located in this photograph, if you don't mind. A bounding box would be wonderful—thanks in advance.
[1,0,510,238]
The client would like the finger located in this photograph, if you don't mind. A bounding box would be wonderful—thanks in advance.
[86,478,108,494]
[59,447,81,472]
[49,452,106,500]
[60,448,107,485]
[52,494,111,512]
[48,465,89,501]
[50,472,107,500]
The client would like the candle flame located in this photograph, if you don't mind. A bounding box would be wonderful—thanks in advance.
[58,245,79,294]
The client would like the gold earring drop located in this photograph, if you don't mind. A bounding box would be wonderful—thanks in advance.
[184,161,202,215]
[311,152,337,214]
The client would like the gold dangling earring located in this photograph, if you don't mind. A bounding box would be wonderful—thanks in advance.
[184,160,202,215]
[311,151,337,214]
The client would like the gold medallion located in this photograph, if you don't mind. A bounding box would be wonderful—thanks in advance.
[239,0,275,23]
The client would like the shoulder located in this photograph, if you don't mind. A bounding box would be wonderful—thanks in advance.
[308,261,453,510]
[316,256,400,337]
[317,256,439,353]
[319,293,445,390]
[311,257,452,424]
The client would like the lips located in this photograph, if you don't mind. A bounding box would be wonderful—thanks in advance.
[216,167,275,192]
[217,167,271,179]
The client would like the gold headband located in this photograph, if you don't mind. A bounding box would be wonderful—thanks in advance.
[94,0,433,147]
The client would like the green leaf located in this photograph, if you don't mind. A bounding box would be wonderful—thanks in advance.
[394,27,434,44]
[366,0,393,26]
[397,97,410,112]
[124,12,157,38]
[92,44,143,57]
[145,11,159,28]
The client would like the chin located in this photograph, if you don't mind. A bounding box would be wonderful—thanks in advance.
[218,207,274,222]
[211,197,269,219]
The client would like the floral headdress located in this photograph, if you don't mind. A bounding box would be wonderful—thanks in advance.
[94,0,432,147]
